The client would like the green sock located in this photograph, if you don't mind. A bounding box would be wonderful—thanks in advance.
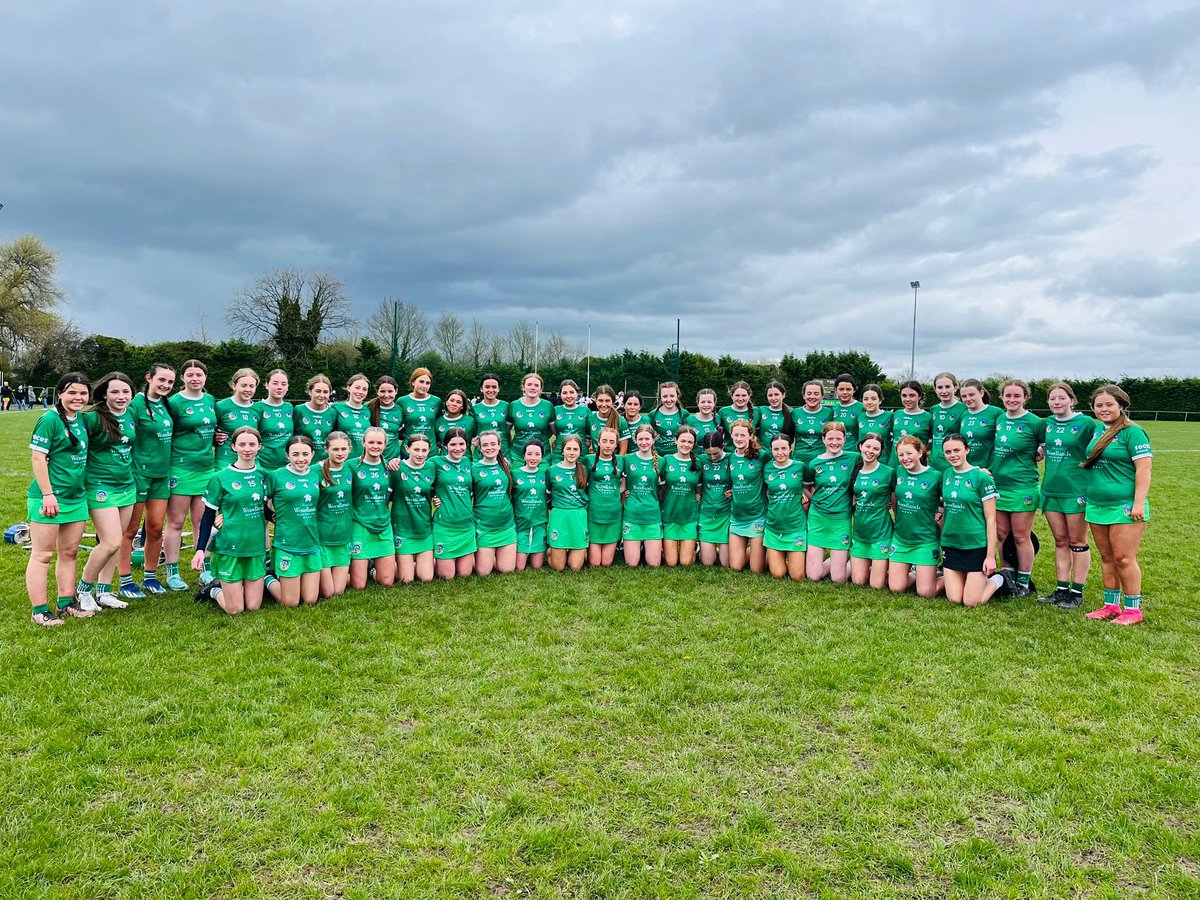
[120,573,135,586]
[1104,588,1121,607]
[264,574,279,589]
[76,579,94,593]
[1056,580,1069,591]
[95,583,111,595]
[1017,571,1031,587]
[1123,594,1141,610]
[33,603,50,616]
[144,567,160,581]
[57,596,73,610]
[1070,581,1085,595]
[203,558,213,574]
[166,562,180,577]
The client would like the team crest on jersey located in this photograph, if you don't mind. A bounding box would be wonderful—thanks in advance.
[185,407,194,415]
[95,490,108,502]
[1023,495,1034,507]
[840,534,851,547]
[920,481,928,489]
[1070,426,1080,434]
[351,542,362,554]
[169,476,179,489]
[231,480,242,490]
[285,481,295,490]
[435,543,444,555]
[622,523,631,535]
[357,471,366,479]
[278,556,290,572]
[550,530,559,541]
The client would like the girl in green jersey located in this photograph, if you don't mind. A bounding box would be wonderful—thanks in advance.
[77,372,138,611]
[718,381,759,451]
[617,390,651,455]
[728,420,769,574]
[192,426,267,615]
[508,372,554,465]
[392,433,436,583]
[991,379,1046,597]
[255,369,295,472]
[548,435,589,571]
[164,360,217,593]
[515,441,549,571]
[887,436,943,598]
[266,435,323,607]
[791,380,832,467]
[764,434,807,581]
[1082,386,1152,626]
[435,389,476,451]
[756,381,795,450]
[27,373,93,626]
[117,363,175,600]
[473,374,509,458]
[940,434,1007,607]
[318,432,354,598]
[333,373,372,458]
[849,433,895,590]
[586,427,623,567]
[958,379,1001,470]
[649,382,687,458]
[369,376,405,462]
[215,368,259,467]
[1039,382,1096,608]
[432,427,477,579]
[660,425,701,567]
[833,374,865,444]
[698,431,732,566]
[473,431,518,575]
[294,374,337,462]
[929,372,966,473]
[688,388,720,444]
[400,367,441,450]
[621,424,663,567]
[348,427,397,590]
[888,380,933,468]
[586,385,621,453]
[551,380,590,461]
[803,422,857,583]
[856,384,893,451]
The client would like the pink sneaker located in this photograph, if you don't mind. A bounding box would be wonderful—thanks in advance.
[1085,604,1122,620]
[1111,609,1144,626]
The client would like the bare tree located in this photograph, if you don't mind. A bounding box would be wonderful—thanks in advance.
[486,333,507,366]
[225,269,355,363]
[366,298,429,362]
[541,331,578,367]
[465,318,491,368]
[506,319,536,368]
[432,312,465,364]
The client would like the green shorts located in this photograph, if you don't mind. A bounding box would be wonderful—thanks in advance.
[516,524,547,554]
[476,524,518,549]
[1041,494,1087,515]
[321,544,351,568]
[995,486,1040,513]
[1086,500,1151,526]
[764,527,807,553]
[26,495,89,525]
[729,516,766,539]
[350,521,395,561]
[622,520,663,542]
[549,507,589,550]
[134,470,171,503]
[587,519,621,545]
[213,552,266,583]
[273,547,323,576]
[698,512,730,544]
[434,521,477,560]
[806,508,851,551]
[169,467,215,497]
[663,520,699,542]
[889,539,941,567]
[851,536,893,561]
[87,485,137,510]
[394,531,434,555]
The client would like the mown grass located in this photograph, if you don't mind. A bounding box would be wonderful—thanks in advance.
[1,410,1197,898]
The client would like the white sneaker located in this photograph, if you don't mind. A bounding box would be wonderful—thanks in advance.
[96,591,129,609]
[76,590,101,612]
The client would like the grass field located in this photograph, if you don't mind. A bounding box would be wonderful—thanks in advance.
[1,410,1197,898]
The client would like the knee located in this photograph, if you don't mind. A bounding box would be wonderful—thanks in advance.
[1113,552,1139,569]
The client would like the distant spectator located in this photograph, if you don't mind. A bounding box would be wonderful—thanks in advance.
[1,382,12,411]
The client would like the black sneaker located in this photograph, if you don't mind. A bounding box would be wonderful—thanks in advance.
[1038,588,1070,605]
[1055,591,1084,610]
[1011,583,1032,599]
[194,583,219,604]
[994,568,1017,601]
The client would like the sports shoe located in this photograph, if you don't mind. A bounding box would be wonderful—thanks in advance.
[199,567,216,587]
[1111,609,1144,626]
[1010,583,1032,599]
[76,590,101,613]
[32,610,65,627]
[96,592,129,609]
[1086,604,1122,620]
[1038,588,1070,605]
[141,577,167,595]
[1055,592,1084,610]
[165,573,189,592]
[992,567,1016,601]
[194,583,220,604]
[60,600,95,619]
[118,581,146,600]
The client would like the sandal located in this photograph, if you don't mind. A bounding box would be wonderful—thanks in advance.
[32,610,65,627]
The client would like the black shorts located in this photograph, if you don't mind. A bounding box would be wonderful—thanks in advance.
[942,545,989,573]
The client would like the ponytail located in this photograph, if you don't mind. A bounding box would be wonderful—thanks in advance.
[1081,385,1132,469]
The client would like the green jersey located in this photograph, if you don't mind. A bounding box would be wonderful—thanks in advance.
[508,399,554,459]
[833,400,865,442]
[889,410,933,466]
[333,402,372,458]
[717,405,758,449]
[215,398,258,466]
[130,393,173,477]
[1042,413,1098,499]
[473,401,510,456]
[621,453,661,524]
[959,405,1002,469]
[317,464,354,546]
[586,410,619,450]
[852,464,895,544]
[472,459,515,531]
[805,451,859,517]
[756,406,791,449]
[255,400,295,472]
[990,412,1046,494]
[167,392,217,472]
[28,410,89,502]
[293,404,337,462]
[660,455,701,525]
[432,455,474,528]
[548,463,588,511]
[553,405,591,457]
[940,466,998,549]
[649,409,686,457]
[375,404,406,461]
[400,394,441,446]
[584,454,623,524]
[267,466,321,554]
[792,406,832,465]
[434,414,476,451]
[729,450,770,520]
[202,465,266,558]
[390,460,435,543]
[856,410,893,450]
[513,466,550,531]
[893,466,942,546]
[686,413,720,444]
[349,458,393,533]
[83,409,136,490]
[700,453,732,516]
[617,413,652,452]
[1084,424,1152,507]
[764,460,806,534]
[929,401,967,471]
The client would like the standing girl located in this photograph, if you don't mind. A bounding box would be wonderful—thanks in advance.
[255,368,295,472]
[348,426,397,589]
[216,368,259,468]
[940,433,1007,607]
[688,388,720,444]
[698,431,732,567]
[369,375,405,462]
[586,385,621,454]
[660,425,701,567]
[552,380,590,461]
[1039,382,1097,608]
[434,389,476,451]
[990,379,1046,597]
[317,432,354,598]
[617,390,651,455]
[432,427,476,579]
[756,381,795,450]
[791,380,832,469]
[586,427,624,568]
[649,382,687,457]
[1081,386,1152,626]
[849,433,895,590]
[266,435,323,606]
[832,374,865,444]
[164,360,217,592]
[26,373,93,626]
[514,441,549,571]
[803,422,857,583]
[473,374,510,459]
[888,380,933,468]
[887,436,943,598]
[856,384,892,451]
[763,434,807,581]
[294,374,337,462]
[473,431,518,576]
[728,420,769,573]
[959,379,1001,470]
[929,372,966,473]
[621,423,664,567]
[548,435,589,571]
[391,433,437,584]
[400,367,441,450]
[718,382,759,450]
[333,374,373,459]
[507,373,554,466]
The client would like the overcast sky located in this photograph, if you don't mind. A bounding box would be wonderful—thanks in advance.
[3,1,1199,378]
